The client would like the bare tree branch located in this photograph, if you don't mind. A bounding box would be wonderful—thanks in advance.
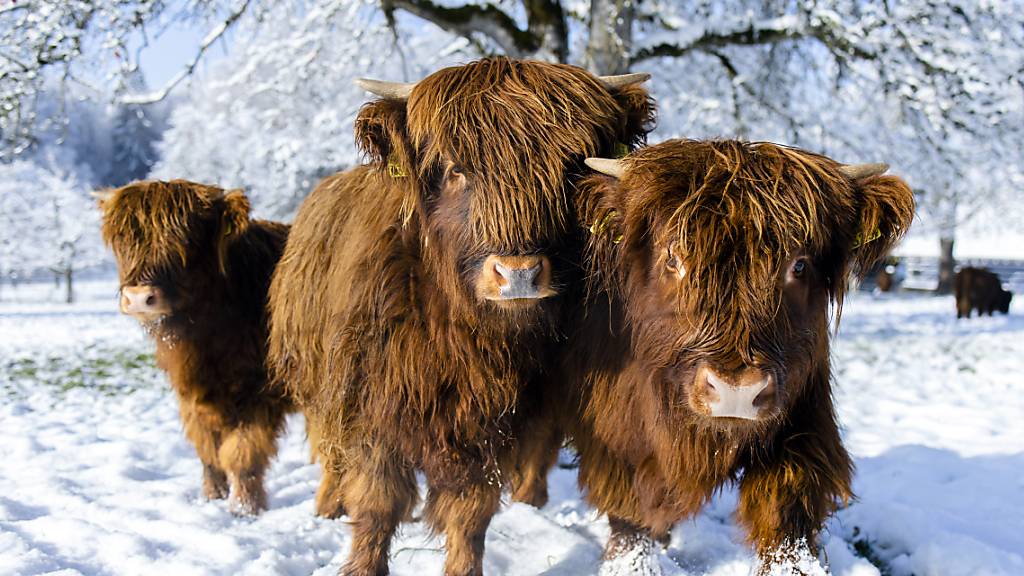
[632,15,875,65]
[118,0,253,105]
[706,49,746,138]
[382,0,539,59]
[524,0,567,62]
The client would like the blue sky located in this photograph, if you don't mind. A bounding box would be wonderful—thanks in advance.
[134,16,232,89]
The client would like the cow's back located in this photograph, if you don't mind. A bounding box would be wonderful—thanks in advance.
[267,166,407,409]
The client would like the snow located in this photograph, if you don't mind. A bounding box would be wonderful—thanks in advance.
[895,233,1024,261]
[1,280,1022,575]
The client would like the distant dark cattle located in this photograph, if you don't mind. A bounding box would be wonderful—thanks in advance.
[267,58,653,575]
[956,267,1013,318]
[876,266,895,292]
[96,180,291,515]
[568,140,914,572]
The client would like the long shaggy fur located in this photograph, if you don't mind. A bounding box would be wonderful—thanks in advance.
[98,179,293,515]
[566,140,914,565]
[268,58,653,575]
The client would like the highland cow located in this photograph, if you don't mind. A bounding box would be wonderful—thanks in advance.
[566,140,914,573]
[875,266,895,292]
[955,267,1013,318]
[267,58,653,575]
[95,180,292,516]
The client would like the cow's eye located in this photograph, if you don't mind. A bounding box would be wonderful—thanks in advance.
[791,258,808,279]
[666,245,685,278]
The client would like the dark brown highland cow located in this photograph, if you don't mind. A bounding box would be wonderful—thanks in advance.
[567,140,914,574]
[267,58,653,575]
[95,180,292,516]
[955,267,1013,318]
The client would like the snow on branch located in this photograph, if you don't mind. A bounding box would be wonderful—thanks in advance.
[118,0,253,105]
[632,14,874,65]
[383,0,538,59]
[0,1,31,16]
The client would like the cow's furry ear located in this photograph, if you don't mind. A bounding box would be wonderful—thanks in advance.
[577,172,630,296]
[849,174,915,278]
[578,172,628,246]
[611,83,656,150]
[354,99,414,177]
[217,189,251,275]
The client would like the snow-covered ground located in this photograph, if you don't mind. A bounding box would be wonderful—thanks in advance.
[1,280,1021,576]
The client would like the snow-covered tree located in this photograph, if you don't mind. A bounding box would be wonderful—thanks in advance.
[4,0,1024,289]
[0,0,249,156]
[0,149,105,302]
[153,1,469,217]
[108,72,166,186]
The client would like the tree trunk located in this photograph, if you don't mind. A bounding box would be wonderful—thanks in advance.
[584,0,635,74]
[936,236,955,294]
[525,0,569,63]
[64,267,74,304]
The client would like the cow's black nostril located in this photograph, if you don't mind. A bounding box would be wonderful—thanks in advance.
[145,295,157,306]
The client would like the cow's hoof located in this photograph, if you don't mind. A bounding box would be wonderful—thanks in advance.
[202,468,229,500]
[229,496,266,517]
[756,540,826,576]
[228,487,267,517]
[600,533,666,576]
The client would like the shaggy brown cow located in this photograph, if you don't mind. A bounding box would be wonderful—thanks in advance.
[95,180,292,516]
[267,58,653,575]
[875,266,895,292]
[956,267,1013,318]
[568,140,914,573]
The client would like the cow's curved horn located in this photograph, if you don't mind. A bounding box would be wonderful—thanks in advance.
[840,163,889,179]
[90,189,114,202]
[598,73,651,90]
[585,157,626,179]
[355,78,416,100]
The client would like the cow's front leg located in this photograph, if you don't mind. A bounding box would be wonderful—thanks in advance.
[509,383,564,509]
[315,458,347,519]
[425,478,501,576]
[305,417,347,518]
[508,418,561,509]
[339,448,417,576]
[202,463,229,500]
[178,397,229,500]
[218,414,284,516]
[737,399,853,575]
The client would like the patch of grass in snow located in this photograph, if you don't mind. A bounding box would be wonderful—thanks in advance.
[0,345,158,398]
